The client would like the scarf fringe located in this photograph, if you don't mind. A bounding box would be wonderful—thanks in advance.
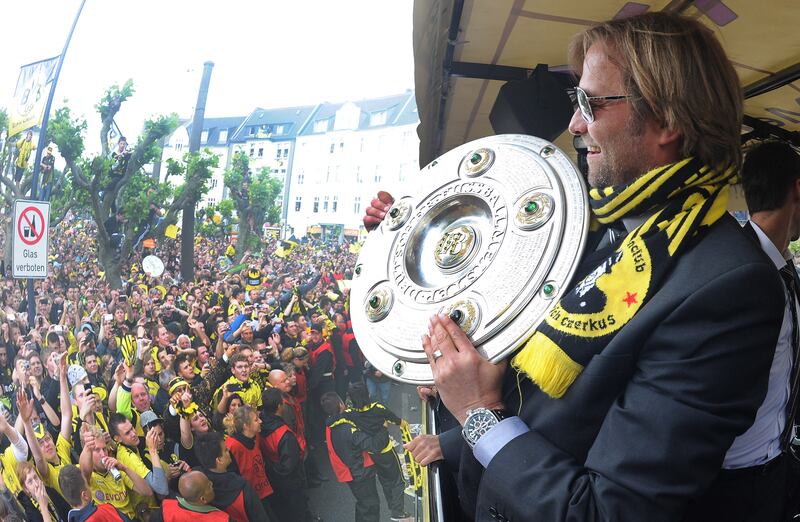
[511,333,583,399]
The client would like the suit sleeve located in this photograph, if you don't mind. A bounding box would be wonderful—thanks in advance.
[475,262,784,522]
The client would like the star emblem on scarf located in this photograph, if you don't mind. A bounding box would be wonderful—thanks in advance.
[622,291,638,307]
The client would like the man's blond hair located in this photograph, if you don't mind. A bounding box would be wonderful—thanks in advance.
[569,12,742,170]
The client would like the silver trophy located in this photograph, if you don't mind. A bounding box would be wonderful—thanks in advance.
[351,135,590,384]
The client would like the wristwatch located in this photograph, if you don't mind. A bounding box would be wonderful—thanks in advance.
[462,407,510,449]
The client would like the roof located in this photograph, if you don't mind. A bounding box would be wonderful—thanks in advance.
[185,116,246,146]
[298,91,418,135]
[231,105,318,141]
[413,0,800,166]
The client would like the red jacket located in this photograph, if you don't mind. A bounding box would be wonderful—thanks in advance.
[158,498,231,522]
[226,433,274,499]
[326,416,374,483]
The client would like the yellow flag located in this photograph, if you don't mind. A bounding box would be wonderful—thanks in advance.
[8,56,59,137]
[349,242,362,254]
[165,224,178,239]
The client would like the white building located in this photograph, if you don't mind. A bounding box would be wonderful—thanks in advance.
[160,116,245,208]
[287,91,420,240]
[229,106,318,217]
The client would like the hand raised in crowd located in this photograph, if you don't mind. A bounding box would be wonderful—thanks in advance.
[145,428,159,453]
[16,388,32,422]
[78,394,97,422]
[216,321,229,337]
[268,332,281,353]
[363,191,394,231]
[114,362,126,385]
[29,375,42,400]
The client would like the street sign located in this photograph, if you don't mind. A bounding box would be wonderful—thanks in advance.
[12,199,50,279]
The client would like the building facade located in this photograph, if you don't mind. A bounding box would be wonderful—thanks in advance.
[160,116,245,208]
[159,92,420,239]
[288,91,419,240]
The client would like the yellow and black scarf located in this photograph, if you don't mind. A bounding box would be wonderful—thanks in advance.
[512,158,735,398]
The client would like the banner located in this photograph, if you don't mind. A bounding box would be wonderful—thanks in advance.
[8,56,59,137]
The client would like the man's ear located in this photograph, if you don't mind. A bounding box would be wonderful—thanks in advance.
[657,126,682,148]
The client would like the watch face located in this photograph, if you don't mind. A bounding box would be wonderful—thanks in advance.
[466,409,498,444]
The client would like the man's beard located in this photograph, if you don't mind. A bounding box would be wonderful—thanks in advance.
[589,112,650,189]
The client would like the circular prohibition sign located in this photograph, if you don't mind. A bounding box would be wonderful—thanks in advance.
[17,206,46,246]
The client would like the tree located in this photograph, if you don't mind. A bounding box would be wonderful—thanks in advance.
[224,151,283,261]
[49,81,179,288]
[151,149,219,241]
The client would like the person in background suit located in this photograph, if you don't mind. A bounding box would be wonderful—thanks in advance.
[685,140,800,522]
[374,12,786,522]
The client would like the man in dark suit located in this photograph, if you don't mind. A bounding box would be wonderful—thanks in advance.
[372,12,786,522]
[684,141,800,521]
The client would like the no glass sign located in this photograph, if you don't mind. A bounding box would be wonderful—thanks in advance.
[12,200,50,279]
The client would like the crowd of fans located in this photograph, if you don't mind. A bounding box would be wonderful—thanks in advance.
[0,212,412,522]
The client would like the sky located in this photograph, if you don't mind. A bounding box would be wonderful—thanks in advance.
[0,0,416,152]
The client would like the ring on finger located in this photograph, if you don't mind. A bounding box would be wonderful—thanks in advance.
[432,349,443,361]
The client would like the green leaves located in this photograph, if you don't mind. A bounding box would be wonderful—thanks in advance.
[48,105,87,159]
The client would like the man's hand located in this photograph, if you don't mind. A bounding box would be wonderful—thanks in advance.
[114,362,126,385]
[16,389,33,422]
[416,385,437,402]
[145,428,158,453]
[403,434,443,466]
[422,314,506,425]
[363,191,394,231]
[79,395,97,421]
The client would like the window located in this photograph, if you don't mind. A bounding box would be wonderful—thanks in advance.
[374,165,382,183]
[258,148,263,157]
[324,196,329,212]
[369,110,388,126]
[249,127,256,136]
[332,196,338,212]
[360,137,365,152]
[276,195,283,207]
[339,142,344,151]
[276,124,285,134]
[313,197,319,213]
[313,119,328,133]
[210,178,218,189]
[354,196,361,214]
[249,147,254,157]
[330,143,335,154]
[377,135,386,152]
[356,167,363,183]
[398,164,406,183]
[207,197,216,206]
[295,197,302,211]
[283,148,289,158]
[201,130,209,143]
[218,129,228,142]
[297,173,304,185]
[326,167,331,183]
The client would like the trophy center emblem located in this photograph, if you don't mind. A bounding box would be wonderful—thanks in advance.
[434,224,478,271]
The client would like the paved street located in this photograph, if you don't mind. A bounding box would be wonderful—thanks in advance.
[307,381,423,521]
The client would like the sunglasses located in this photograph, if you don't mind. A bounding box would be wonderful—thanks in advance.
[569,87,633,124]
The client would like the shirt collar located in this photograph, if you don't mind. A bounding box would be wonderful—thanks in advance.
[749,220,788,269]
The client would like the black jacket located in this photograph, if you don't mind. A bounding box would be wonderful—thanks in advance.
[450,214,785,522]
[201,468,268,522]
[260,412,304,491]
